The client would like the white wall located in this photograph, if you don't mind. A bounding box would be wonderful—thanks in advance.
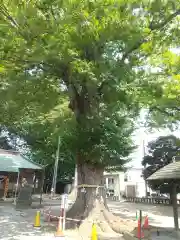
[104,168,146,199]
[124,168,146,197]
[104,171,123,199]
[125,168,144,183]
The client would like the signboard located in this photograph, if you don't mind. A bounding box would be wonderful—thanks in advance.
[16,185,32,208]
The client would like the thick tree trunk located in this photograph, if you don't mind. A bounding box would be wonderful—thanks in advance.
[171,183,179,231]
[64,85,138,237]
[67,162,106,220]
[66,162,137,238]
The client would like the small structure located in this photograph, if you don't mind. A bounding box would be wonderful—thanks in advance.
[104,167,147,200]
[148,156,180,231]
[0,149,44,208]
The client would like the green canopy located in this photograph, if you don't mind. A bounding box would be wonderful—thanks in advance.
[0,150,42,172]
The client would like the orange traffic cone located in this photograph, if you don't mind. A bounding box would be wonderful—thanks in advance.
[137,219,144,239]
[54,217,65,238]
[143,215,149,229]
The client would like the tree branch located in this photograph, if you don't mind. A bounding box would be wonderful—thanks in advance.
[150,9,180,30]
[149,106,179,118]
[0,3,19,28]
[0,3,43,43]
[121,8,180,62]
[171,106,180,112]
[98,8,180,94]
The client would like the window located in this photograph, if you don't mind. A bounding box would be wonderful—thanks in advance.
[124,173,132,182]
[108,178,114,184]
[124,174,128,182]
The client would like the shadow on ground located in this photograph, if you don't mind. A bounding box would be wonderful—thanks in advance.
[0,205,55,240]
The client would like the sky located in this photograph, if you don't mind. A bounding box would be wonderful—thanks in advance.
[129,47,180,168]
[130,127,180,168]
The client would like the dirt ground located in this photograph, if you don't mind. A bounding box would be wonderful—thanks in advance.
[108,200,180,228]
[0,201,124,240]
[0,196,179,240]
[108,200,179,240]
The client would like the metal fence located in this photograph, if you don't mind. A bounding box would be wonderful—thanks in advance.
[125,196,180,205]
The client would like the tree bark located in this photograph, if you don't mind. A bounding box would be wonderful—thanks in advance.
[171,183,179,231]
[67,162,106,220]
[65,88,137,236]
[66,161,137,237]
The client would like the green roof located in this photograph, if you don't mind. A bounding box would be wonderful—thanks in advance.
[0,150,43,172]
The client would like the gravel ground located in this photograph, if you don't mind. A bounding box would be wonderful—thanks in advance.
[0,202,124,240]
[0,203,54,240]
[108,200,179,240]
[1,197,179,240]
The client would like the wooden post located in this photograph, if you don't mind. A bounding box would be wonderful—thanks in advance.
[171,183,179,230]
[14,171,20,202]
[3,176,9,199]
[40,170,45,206]
[139,210,142,240]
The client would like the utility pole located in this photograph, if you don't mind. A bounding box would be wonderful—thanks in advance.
[143,139,148,197]
[51,136,61,198]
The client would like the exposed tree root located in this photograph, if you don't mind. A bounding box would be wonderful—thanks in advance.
[65,199,137,239]
[50,162,137,238]
[103,204,137,234]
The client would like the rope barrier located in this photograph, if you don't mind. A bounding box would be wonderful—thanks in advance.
[77,184,104,188]
[42,210,136,225]
[42,206,136,225]
[42,185,110,228]
[42,208,117,224]
[77,184,105,194]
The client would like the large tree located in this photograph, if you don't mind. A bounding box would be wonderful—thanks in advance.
[142,135,180,189]
[0,0,180,233]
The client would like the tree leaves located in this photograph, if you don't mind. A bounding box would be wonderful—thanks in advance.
[142,135,180,184]
[0,0,179,172]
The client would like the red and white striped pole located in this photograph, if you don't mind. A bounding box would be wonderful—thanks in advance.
[60,195,65,229]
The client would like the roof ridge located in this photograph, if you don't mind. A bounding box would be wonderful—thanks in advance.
[0,150,43,172]
[0,149,19,154]
[20,154,44,168]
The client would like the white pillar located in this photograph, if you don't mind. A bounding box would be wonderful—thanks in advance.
[106,177,108,189]
[118,174,121,200]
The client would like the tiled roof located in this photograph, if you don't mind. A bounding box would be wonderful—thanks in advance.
[0,149,43,172]
[147,161,180,181]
